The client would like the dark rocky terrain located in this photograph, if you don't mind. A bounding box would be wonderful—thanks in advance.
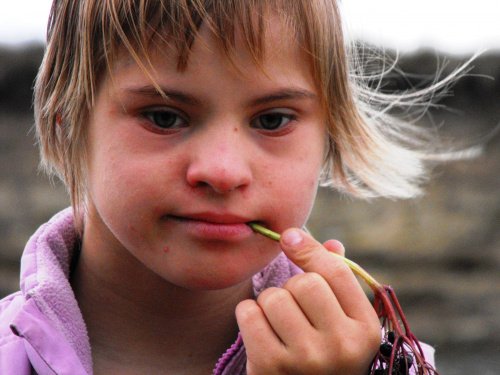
[1,43,499,374]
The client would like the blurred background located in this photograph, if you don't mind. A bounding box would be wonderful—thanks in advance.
[0,1,499,374]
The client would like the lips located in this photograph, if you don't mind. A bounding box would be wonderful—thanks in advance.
[172,212,252,224]
[167,212,257,240]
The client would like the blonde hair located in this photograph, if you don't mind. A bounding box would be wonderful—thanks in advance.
[34,0,467,229]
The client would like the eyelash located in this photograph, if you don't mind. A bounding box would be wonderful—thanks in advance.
[250,112,297,135]
[141,108,297,135]
[142,109,188,131]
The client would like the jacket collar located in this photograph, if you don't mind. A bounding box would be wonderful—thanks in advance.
[15,208,92,374]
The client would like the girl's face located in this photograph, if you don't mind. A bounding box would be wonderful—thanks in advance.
[84,20,327,290]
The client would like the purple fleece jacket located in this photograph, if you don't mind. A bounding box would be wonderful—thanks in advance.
[0,208,435,374]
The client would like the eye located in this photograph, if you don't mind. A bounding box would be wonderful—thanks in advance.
[143,109,187,130]
[251,112,296,131]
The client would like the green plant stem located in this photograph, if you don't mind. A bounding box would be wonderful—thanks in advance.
[247,223,383,291]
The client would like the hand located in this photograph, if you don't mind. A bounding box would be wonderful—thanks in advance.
[236,228,381,375]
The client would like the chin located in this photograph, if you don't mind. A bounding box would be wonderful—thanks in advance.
[164,266,257,292]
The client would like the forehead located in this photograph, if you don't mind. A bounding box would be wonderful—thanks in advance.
[113,12,313,85]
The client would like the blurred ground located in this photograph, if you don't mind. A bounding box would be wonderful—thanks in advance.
[1,44,499,374]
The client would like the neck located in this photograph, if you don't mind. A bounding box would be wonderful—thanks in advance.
[71,231,253,375]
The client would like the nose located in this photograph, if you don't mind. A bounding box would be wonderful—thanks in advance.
[186,124,253,194]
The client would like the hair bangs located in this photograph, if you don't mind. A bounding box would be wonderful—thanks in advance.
[97,0,333,79]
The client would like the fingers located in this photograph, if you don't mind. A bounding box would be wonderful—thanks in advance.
[236,288,311,350]
[235,299,283,357]
[254,287,312,345]
[322,239,345,257]
[281,271,343,332]
[279,228,376,322]
[236,288,331,375]
[236,274,381,375]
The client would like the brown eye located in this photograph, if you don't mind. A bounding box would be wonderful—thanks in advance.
[259,114,286,129]
[145,110,186,129]
[252,112,295,131]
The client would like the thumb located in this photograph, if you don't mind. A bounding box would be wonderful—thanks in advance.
[279,228,343,273]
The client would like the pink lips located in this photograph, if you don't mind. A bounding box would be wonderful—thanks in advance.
[169,213,255,240]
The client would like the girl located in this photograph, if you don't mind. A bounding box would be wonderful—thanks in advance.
[0,0,440,374]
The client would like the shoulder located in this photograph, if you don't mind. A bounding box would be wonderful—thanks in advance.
[0,293,32,374]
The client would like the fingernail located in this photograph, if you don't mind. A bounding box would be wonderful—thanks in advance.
[281,229,302,246]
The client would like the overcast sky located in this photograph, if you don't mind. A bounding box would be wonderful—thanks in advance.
[0,0,499,54]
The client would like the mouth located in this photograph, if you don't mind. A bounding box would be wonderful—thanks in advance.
[167,213,260,241]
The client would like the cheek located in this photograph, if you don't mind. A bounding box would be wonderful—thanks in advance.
[87,144,157,229]
[264,149,323,229]
[90,133,168,202]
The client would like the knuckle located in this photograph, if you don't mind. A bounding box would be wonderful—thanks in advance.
[285,335,333,373]
[235,300,261,324]
[327,257,353,282]
[284,272,326,294]
[330,255,351,274]
[297,343,320,362]
[294,244,324,267]
[257,287,291,309]
[290,347,330,374]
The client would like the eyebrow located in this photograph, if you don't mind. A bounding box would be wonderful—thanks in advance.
[121,85,317,107]
[246,88,318,108]
[121,86,202,106]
